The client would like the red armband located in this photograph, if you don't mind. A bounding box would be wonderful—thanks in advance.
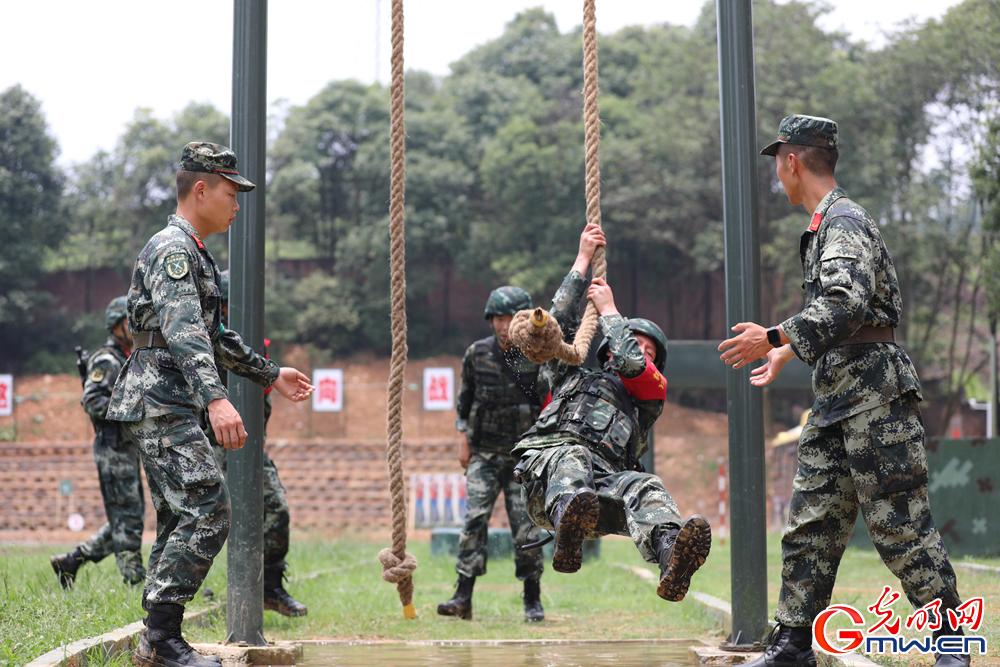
[619,362,667,401]
[540,391,553,410]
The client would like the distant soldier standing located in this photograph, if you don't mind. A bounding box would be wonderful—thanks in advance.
[107,142,314,667]
[720,115,967,667]
[200,270,306,617]
[438,286,548,622]
[51,296,147,589]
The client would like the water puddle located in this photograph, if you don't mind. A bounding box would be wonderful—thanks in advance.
[299,640,700,667]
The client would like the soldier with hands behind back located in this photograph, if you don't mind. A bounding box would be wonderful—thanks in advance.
[438,286,549,622]
[107,143,314,667]
[51,296,147,589]
[512,223,712,603]
[719,115,967,667]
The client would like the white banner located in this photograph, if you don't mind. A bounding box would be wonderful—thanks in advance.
[0,374,12,417]
[312,368,344,412]
[423,367,454,411]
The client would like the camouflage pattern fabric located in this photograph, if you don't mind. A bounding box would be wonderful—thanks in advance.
[455,337,546,454]
[105,296,128,330]
[77,337,146,585]
[760,114,838,156]
[180,142,256,192]
[516,445,682,563]
[108,215,279,422]
[511,270,664,463]
[483,285,532,319]
[778,189,920,427]
[510,269,679,563]
[456,451,544,581]
[123,413,229,605]
[108,214,276,604]
[776,394,962,625]
[206,400,290,571]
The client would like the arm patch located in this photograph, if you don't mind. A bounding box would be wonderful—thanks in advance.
[164,252,190,279]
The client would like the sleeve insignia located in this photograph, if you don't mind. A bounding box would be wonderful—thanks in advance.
[165,252,190,279]
[89,367,107,383]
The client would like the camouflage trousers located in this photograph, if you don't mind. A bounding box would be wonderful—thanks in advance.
[516,444,683,563]
[456,451,544,581]
[777,393,961,627]
[123,411,230,606]
[78,436,147,585]
[209,438,290,571]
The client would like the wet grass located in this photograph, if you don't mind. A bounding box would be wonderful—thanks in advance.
[4,532,999,665]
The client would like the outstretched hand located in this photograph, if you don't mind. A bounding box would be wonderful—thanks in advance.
[273,367,316,402]
[750,345,795,386]
[718,322,771,370]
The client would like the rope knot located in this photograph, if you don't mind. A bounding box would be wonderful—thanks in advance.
[378,548,418,584]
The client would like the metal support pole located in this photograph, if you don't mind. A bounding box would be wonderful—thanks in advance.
[228,0,268,646]
[716,0,769,645]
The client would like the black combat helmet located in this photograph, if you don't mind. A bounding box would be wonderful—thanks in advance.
[484,286,532,319]
[596,317,668,372]
[105,296,128,331]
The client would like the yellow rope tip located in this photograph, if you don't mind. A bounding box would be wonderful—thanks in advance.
[530,308,548,328]
[402,603,417,619]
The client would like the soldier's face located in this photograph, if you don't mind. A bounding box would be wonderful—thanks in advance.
[491,314,513,346]
[635,333,657,366]
[204,179,241,234]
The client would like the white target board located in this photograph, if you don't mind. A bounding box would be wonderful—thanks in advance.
[312,369,344,412]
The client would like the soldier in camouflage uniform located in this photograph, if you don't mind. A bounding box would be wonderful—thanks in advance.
[512,224,712,603]
[51,296,147,589]
[720,115,967,667]
[437,286,548,622]
[107,142,314,667]
[201,270,306,617]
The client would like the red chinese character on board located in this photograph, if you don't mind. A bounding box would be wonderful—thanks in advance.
[428,375,448,402]
[0,382,8,409]
[867,586,902,635]
[318,377,339,404]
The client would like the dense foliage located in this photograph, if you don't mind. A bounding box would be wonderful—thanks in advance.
[1,0,998,431]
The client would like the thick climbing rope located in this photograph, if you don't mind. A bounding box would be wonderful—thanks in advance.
[509,0,605,365]
[378,0,418,619]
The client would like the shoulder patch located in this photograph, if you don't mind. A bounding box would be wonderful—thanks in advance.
[89,367,107,383]
[164,252,190,280]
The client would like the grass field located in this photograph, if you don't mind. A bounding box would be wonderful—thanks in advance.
[2,532,998,666]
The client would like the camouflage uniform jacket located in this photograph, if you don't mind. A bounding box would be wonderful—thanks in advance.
[511,270,666,469]
[779,188,921,427]
[82,337,130,449]
[455,336,547,455]
[108,215,279,422]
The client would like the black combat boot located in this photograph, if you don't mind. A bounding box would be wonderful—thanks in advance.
[933,626,971,667]
[437,574,475,620]
[743,623,816,667]
[654,515,712,602]
[133,602,221,667]
[550,488,600,574]
[50,547,86,590]
[523,578,545,622]
[263,568,308,617]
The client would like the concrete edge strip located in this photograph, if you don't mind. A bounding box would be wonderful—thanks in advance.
[24,603,226,667]
[954,561,1000,576]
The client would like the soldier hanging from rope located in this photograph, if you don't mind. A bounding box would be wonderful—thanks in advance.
[511,224,713,602]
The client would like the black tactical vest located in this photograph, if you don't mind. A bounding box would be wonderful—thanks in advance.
[521,370,637,468]
[467,338,542,451]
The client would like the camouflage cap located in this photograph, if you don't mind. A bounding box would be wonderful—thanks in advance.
[760,114,838,157]
[180,142,256,192]
[484,286,532,319]
[105,295,128,331]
